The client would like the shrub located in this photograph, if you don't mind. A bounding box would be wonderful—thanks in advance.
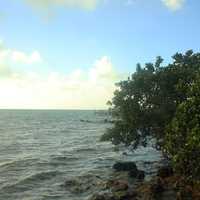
[164,75,200,179]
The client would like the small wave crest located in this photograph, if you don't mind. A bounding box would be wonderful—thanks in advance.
[0,158,39,171]
[0,170,61,193]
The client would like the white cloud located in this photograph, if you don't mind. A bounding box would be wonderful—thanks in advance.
[24,0,100,10]
[89,56,116,82]
[9,0,186,15]
[0,46,42,80]
[162,0,185,11]
[0,52,121,109]
[12,50,42,64]
[0,45,42,66]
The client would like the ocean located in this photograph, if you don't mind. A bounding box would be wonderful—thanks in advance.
[0,110,162,200]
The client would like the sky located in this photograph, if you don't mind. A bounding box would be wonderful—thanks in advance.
[0,0,200,109]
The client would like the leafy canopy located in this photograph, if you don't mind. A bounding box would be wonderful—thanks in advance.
[101,50,200,149]
[165,75,200,179]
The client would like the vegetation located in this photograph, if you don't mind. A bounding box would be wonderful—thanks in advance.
[101,50,200,179]
[165,74,200,179]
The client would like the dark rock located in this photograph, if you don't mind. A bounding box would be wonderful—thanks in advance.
[173,177,188,190]
[111,180,129,192]
[126,190,138,198]
[112,189,137,200]
[90,194,108,200]
[129,169,145,180]
[64,179,79,187]
[112,190,128,200]
[137,170,145,180]
[113,161,137,172]
[105,180,115,189]
[150,178,164,194]
[157,166,174,178]
[176,189,193,200]
[90,193,116,200]
[129,169,138,178]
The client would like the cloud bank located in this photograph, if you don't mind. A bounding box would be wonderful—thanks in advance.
[21,0,186,12]
[24,0,100,10]
[162,0,185,11]
[0,44,120,109]
[0,44,42,78]
[12,51,42,64]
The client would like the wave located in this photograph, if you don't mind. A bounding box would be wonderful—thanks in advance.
[75,147,96,153]
[0,158,39,170]
[48,155,81,167]
[50,155,78,161]
[0,170,61,193]
[80,119,114,124]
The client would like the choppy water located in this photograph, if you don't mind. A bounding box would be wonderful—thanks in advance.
[0,110,162,200]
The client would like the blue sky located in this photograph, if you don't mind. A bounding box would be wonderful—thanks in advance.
[0,0,199,109]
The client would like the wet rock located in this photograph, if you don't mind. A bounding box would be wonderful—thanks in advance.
[64,175,105,194]
[129,169,145,180]
[174,180,194,200]
[105,180,138,200]
[128,169,138,178]
[90,190,136,200]
[157,166,173,178]
[111,180,129,192]
[126,190,138,199]
[173,177,190,191]
[176,188,193,200]
[137,170,145,180]
[90,194,105,200]
[112,190,128,200]
[113,161,137,172]
[150,178,165,195]
[110,190,137,200]
[64,179,78,187]
[105,180,115,189]
[64,179,86,193]
[90,193,114,200]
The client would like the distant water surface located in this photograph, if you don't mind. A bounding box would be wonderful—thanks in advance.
[0,110,162,200]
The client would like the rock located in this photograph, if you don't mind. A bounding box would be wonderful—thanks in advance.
[112,190,128,200]
[113,161,137,172]
[89,194,111,200]
[105,180,115,189]
[112,189,138,200]
[176,189,193,200]
[122,152,128,156]
[150,178,165,195]
[129,169,145,180]
[126,190,138,198]
[173,177,188,190]
[111,180,129,192]
[64,179,78,187]
[137,170,145,180]
[157,166,173,178]
[175,182,194,200]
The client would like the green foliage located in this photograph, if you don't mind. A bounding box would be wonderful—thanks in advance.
[164,75,200,179]
[102,49,200,179]
[101,50,200,149]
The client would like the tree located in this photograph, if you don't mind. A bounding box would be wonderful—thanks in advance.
[164,74,200,179]
[101,50,200,150]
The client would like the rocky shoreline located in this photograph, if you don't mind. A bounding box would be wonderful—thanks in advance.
[89,162,200,200]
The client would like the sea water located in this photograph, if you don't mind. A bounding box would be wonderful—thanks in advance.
[0,110,162,200]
